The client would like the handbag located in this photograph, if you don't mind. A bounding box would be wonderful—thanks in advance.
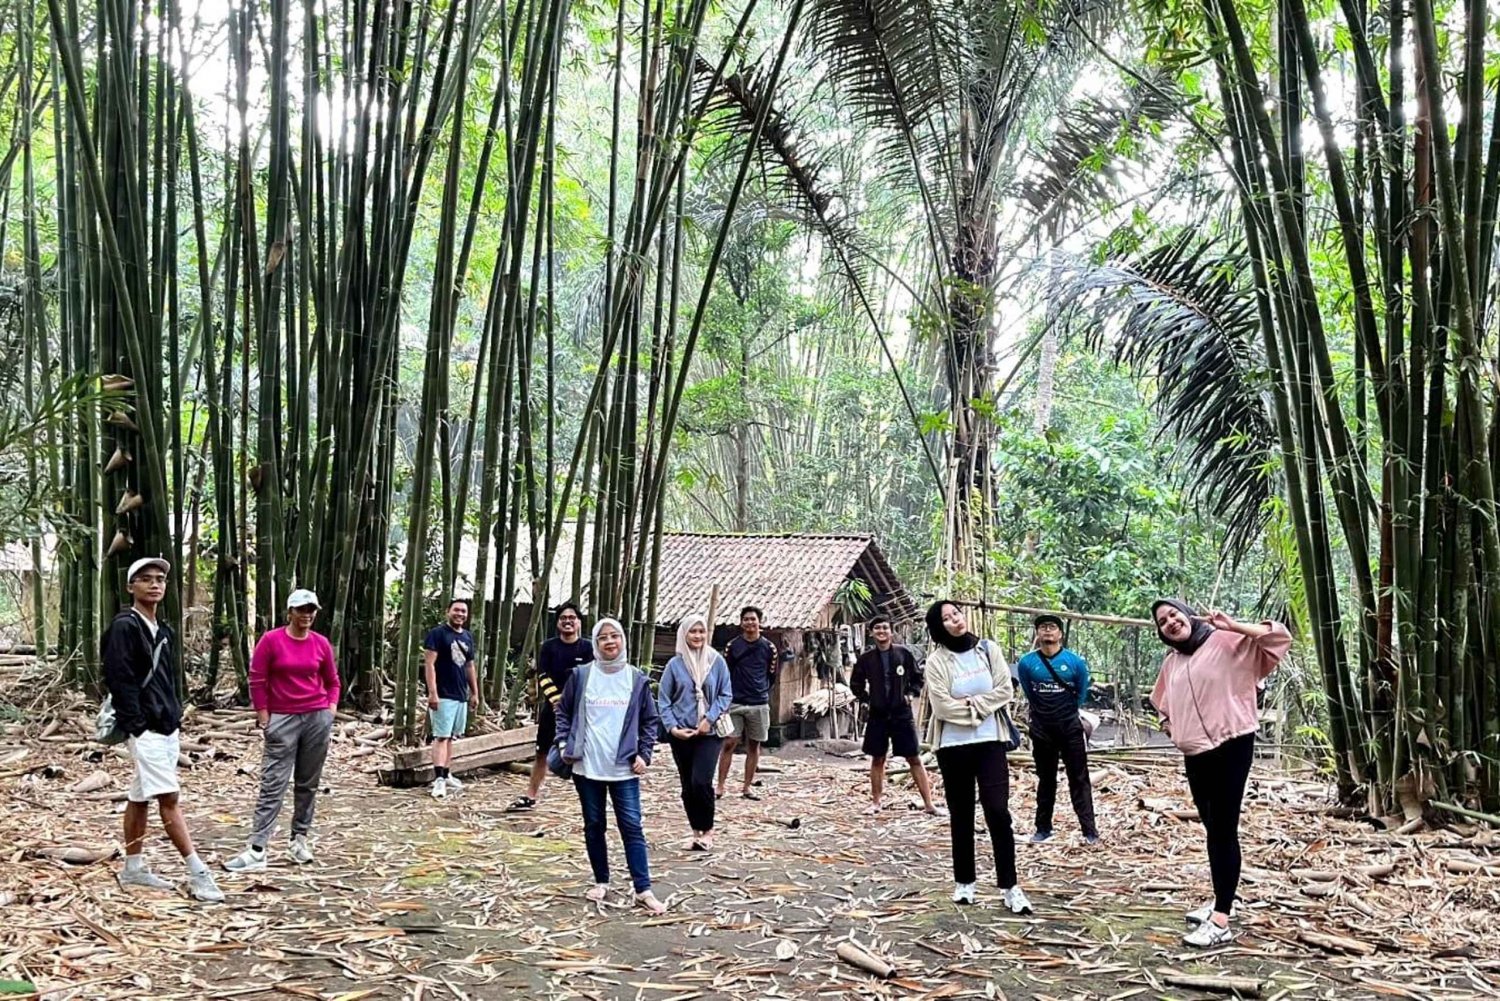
[696,659,734,738]
[95,623,166,745]
[978,640,1023,752]
[546,664,591,779]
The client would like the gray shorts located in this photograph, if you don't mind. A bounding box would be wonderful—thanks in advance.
[727,703,770,742]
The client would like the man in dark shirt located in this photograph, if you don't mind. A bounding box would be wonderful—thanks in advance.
[1015,613,1097,842]
[423,598,478,798]
[850,616,941,816]
[510,601,592,811]
[716,606,777,800]
[104,557,223,901]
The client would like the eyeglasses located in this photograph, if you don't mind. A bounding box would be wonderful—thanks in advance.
[133,575,167,585]
[290,606,319,614]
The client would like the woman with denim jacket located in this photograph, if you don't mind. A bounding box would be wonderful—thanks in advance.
[554,617,666,913]
[657,614,732,850]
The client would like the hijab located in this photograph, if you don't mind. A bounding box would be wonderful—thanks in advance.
[675,613,714,719]
[925,600,979,653]
[591,617,629,670]
[1151,598,1214,656]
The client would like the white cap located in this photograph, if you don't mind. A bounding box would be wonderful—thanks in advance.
[287,588,320,609]
[126,557,170,581]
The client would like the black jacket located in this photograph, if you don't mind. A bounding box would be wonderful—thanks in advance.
[850,645,922,718]
[102,609,181,737]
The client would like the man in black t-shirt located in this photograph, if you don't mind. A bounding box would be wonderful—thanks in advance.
[716,606,777,800]
[850,616,942,816]
[509,601,592,812]
[423,598,478,798]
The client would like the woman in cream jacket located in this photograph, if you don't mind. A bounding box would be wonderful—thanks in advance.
[923,599,1032,914]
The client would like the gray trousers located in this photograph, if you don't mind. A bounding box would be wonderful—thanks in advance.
[251,709,333,848]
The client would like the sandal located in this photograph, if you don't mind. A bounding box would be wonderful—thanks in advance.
[635,890,667,915]
[863,802,883,816]
[585,883,609,902]
[741,789,761,801]
[506,795,537,813]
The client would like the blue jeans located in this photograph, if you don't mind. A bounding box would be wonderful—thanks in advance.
[574,776,651,892]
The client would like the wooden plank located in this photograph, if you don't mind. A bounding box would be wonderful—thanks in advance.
[387,725,538,770]
[378,737,539,787]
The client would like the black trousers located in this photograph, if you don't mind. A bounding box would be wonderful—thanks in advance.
[936,741,1017,888]
[669,734,722,832]
[1032,714,1096,838]
[1184,733,1255,914]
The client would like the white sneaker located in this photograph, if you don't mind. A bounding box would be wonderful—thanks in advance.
[1183,918,1235,947]
[444,775,464,792]
[431,778,447,799]
[187,871,226,902]
[951,882,977,905]
[1004,886,1033,915]
[288,836,314,865]
[119,866,173,890]
[1185,901,1235,926]
[223,846,267,873]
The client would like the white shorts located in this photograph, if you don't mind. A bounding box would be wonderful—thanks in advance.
[127,730,181,802]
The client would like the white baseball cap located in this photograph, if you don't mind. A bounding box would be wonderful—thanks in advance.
[287,588,321,610]
[127,557,170,581]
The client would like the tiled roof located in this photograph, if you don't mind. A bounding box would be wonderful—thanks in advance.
[650,533,916,628]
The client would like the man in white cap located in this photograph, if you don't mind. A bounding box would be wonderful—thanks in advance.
[225,588,340,873]
[103,557,224,902]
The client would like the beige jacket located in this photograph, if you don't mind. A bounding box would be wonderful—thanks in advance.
[922,639,1012,748]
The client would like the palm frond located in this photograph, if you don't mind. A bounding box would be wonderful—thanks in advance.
[1014,72,1182,232]
[1051,234,1278,560]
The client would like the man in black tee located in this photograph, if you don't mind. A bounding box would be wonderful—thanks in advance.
[423,598,478,798]
[510,601,592,811]
[716,606,777,800]
[850,616,941,816]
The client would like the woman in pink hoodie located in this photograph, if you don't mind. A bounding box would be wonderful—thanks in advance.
[1149,599,1290,948]
[224,589,340,874]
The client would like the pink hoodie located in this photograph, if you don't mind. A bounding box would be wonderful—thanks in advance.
[249,627,341,714]
[1150,621,1291,756]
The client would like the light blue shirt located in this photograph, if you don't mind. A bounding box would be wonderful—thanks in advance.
[581,665,636,781]
[940,647,1000,748]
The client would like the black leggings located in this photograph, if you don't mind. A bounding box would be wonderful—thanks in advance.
[1032,715,1096,838]
[936,741,1016,888]
[669,734,722,832]
[1184,733,1254,914]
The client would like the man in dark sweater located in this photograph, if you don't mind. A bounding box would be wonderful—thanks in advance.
[510,601,592,812]
[850,616,942,816]
[103,557,223,901]
[716,606,777,800]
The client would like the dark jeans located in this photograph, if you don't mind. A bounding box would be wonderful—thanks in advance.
[1032,714,1096,837]
[1184,733,1255,914]
[574,776,652,892]
[669,734,722,832]
[936,740,1017,888]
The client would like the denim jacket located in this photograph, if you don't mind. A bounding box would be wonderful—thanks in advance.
[657,653,733,732]
[555,664,660,766]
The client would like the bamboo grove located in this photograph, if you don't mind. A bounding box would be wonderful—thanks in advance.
[2,0,811,741]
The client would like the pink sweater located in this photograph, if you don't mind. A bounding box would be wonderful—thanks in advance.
[249,627,341,714]
[1150,622,1291,756]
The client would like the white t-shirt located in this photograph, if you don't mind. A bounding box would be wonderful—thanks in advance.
[940,647,1000,748]
[581,665,636,782]
[132,609,160,640]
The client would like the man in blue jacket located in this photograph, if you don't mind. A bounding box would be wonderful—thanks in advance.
[1015,613,1098,843]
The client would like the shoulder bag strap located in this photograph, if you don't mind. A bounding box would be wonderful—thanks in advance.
[1036,650,1078,697]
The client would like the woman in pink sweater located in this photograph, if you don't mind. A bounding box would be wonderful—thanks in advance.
[1149,599,1290,948]
[224,589,340,874]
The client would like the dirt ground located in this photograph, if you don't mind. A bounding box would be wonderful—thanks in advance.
[2,692,1498,1000]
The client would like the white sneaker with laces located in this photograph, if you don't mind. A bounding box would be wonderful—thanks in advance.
[444,775,464,792]
[223,846,267,873]
[951,882,977,905]
[431,778,447,799]
[289,836,314,865]
[119,866,173,890]
[1183,919,1234,947]
[1004,886,1033,915]
[1185,901,1235,926]
[187,871,226,902]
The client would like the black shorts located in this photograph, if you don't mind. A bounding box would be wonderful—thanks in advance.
[863,713,920,759]
[535,701,557,752]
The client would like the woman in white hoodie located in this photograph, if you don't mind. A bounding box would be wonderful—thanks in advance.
[922,599,1032,914]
